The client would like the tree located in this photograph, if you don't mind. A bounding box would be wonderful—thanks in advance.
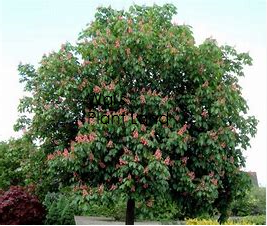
[15,4,257,224]
[0,137,35,190]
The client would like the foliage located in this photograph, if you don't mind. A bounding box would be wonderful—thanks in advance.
[0,137,34,189]
[44,192,82,225]
[231,187,266,216]
[186,218,253,225]
[15,3,258,222]
[242,215,266,225]
[0,186,45,224]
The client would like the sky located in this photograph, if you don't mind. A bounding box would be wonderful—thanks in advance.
[0,0,266,186]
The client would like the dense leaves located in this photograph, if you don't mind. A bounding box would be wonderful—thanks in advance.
[15,3,257,222]
[0,186,45,224]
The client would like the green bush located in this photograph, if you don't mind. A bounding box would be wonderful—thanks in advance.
[44,192,82,225]
[242,215,266,225]
[0,137,35,189]
[231,187,266,216]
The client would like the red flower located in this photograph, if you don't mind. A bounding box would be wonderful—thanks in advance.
[106,140,113,148]
[211,178,218,186]
[154,148,162,160]
[132,130,139,139]
[141,124,146,132]
[164,156,171,165]
[47,154,54,161]
[63,148,69,158]
[178,124,187,136]
[119,158,127,166]
[201,110,208,118]
[110,184,117,191]
[134,155,140,162]
[187,171,195,180]
[93,85,101,93]
[140,137,148,146]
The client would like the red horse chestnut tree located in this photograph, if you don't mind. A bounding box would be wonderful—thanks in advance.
[16,4,257,224]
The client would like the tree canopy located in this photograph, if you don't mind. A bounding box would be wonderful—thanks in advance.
[15,3,257,223]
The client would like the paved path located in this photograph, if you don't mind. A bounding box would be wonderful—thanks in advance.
[74,216,173,225]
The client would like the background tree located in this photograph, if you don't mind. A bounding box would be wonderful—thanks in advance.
[15,4,257,224]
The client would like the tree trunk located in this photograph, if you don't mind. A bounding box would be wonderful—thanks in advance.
[125,198,135,225]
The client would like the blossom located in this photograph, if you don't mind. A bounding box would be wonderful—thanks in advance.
[63,148,69,158]
[201,110,208,118]
[93,85,101,93]
[187,171,195,180]
[134,155,140,162]
[131,186,135,192]
[115,39,120,48]
[82,189,89,197]
[164,156,171,165]
[141,124,146,132]
[106,140,114,148]
[140,137,148,146]
[177,124,187,136]
[132,130,139,139]
[110,184,117,191]
[47,154,54,161]
[119,158,127,166]
[154,148,162,160]
[211,178,218,186]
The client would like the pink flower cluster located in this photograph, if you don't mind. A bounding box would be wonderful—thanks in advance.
[47,148,69,161]
[75,132,97,143]
[140,137,148,146]
[181,156,188,165]
[154,148,162,160]
[187,171,195,180]
[177,124,187,136]
[132,130,139,139]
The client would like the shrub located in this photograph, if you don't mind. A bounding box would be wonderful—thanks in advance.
[243,215,266,225]
[44,192,81,225]
[231,187,266,216]
[186,218,252,225]
[0,186,45,224]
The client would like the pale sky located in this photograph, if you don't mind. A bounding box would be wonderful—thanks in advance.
[0,0,266,186]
